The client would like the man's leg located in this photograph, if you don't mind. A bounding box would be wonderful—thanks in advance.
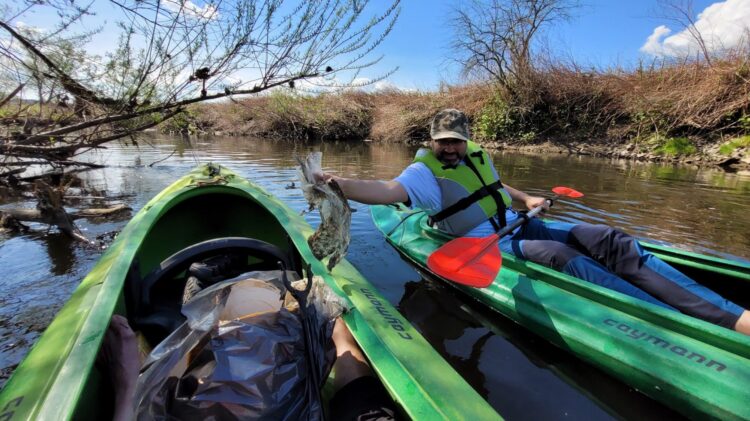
[735,311,750,335]
[328,318,397,420]
[567,224,746,331]
[330,318,372,391]
[99,315,140,421]
[499,219,674,309]
[503,235,674,309]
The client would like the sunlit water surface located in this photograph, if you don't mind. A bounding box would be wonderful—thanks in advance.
[2,135,750,420]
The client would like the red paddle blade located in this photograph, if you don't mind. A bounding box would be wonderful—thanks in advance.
[552,186,584,198]
[552,186,583,199]
[427,236,502,288]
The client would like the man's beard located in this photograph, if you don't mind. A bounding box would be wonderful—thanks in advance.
[437,151,462,165]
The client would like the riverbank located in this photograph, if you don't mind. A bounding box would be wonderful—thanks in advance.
[163,58,750,172]
[485,138,750,174]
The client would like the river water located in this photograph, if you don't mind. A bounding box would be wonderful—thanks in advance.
[1,135,749,419]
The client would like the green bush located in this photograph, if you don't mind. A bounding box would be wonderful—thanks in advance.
[519,131,537,143]
[159,108,199,133]
[653,136,696,156]
[475,93,517,140]
[738,114,750,133]
[718,135,750,155]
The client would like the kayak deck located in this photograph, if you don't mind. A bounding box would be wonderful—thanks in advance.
[372,204,750,420]
[0,166,500,421]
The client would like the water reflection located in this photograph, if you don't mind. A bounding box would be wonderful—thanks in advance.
[43,234,76,276]
[398,279,683,420]
[1,135,748,420]
[399,280,491,397]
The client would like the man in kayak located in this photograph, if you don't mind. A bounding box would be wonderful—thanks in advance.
[316,108,750,336]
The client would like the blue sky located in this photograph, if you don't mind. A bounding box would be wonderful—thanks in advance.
[11,0,750,92]
[373,0,739,90]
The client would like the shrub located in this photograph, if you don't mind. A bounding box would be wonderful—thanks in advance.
[718,135,750,155]
[159,107,200,133]
[475,93,517,140]
[653,136,697,156]
[739,114,750,133]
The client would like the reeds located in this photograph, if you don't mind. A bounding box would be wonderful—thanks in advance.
[169,55,750,146]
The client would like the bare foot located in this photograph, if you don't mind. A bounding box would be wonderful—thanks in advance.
[735,310,750,336]
[331,317,372,392]
[99,315,140,421]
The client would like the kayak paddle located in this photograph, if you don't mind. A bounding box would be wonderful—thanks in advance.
[426,186,584,288]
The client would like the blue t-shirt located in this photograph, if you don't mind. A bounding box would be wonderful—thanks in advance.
[394,162,520,237]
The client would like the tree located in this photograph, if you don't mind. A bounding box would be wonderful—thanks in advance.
[654,0,714,66]
[0,0,400,178]
[450,0,578,100]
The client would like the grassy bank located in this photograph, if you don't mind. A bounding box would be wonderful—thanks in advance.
[163,57,750,166]
[163,84,494,143]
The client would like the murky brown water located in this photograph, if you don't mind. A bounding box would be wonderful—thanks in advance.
[2,135,749,419]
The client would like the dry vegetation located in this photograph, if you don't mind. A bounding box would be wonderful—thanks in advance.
[168,55,750,162]
[536,55,750,141]
[166,84,495,143]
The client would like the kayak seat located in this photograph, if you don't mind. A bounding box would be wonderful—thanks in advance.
[135,307,184,345]
[133,237,292,345]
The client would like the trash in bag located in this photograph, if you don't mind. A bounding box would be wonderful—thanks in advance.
[133,268,347,420]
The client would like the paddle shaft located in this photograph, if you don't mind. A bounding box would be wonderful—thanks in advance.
[496,198,552,237]
[457,199,553,270]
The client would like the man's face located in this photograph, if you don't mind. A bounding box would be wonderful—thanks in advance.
[432,138,467,166]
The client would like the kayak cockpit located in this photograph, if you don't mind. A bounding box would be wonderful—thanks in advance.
[123,187,305,345]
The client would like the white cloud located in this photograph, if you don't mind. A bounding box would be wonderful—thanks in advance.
[162,0,218,20]
[372,80,399,92]
[372,79,416,92]
[211,74,413,96]
[641,0,750,58]
[641,25,673,56]
[351,77,372,87]
[14,21,45,35]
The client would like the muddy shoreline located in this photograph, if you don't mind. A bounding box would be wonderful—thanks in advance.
[182,126,750,173]
[463,138,750,173]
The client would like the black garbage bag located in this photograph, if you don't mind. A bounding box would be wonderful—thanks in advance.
[133,269,346,420]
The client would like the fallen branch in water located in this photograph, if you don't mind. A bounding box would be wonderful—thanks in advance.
[71,204,131,218]
[148,149,177,167]
[0,181,131,242]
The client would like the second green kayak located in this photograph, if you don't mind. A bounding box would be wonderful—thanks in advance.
[372,204,750,420]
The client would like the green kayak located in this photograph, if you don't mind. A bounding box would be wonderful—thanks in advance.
[372,204,750,420]
[0,164,500,421]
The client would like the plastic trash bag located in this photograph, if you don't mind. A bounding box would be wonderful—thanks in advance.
[134,269,347,420]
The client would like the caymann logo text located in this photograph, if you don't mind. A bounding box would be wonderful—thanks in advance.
[604,318,726,372]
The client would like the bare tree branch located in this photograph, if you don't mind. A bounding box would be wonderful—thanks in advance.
[0,0,401,178]
[451,0,578,100]
[656,0,713,66]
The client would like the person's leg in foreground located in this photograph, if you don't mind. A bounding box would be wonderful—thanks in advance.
[99,315,140,421]
[329,318,397,420]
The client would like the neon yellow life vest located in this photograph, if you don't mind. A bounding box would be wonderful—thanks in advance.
[414,141,512,236]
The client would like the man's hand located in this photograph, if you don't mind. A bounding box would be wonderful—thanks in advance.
[524,195,550,211]
[503,184,550,212]
[313,170,337,184]
[309,173,407,205]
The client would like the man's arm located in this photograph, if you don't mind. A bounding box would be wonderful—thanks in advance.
[502,183,549,211]
[326,175,409,205]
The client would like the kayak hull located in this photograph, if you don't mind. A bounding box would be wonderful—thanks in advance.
[372,204,750,420]
[0,165,500,421]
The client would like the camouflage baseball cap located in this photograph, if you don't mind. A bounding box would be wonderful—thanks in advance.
[430,109,470,141]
